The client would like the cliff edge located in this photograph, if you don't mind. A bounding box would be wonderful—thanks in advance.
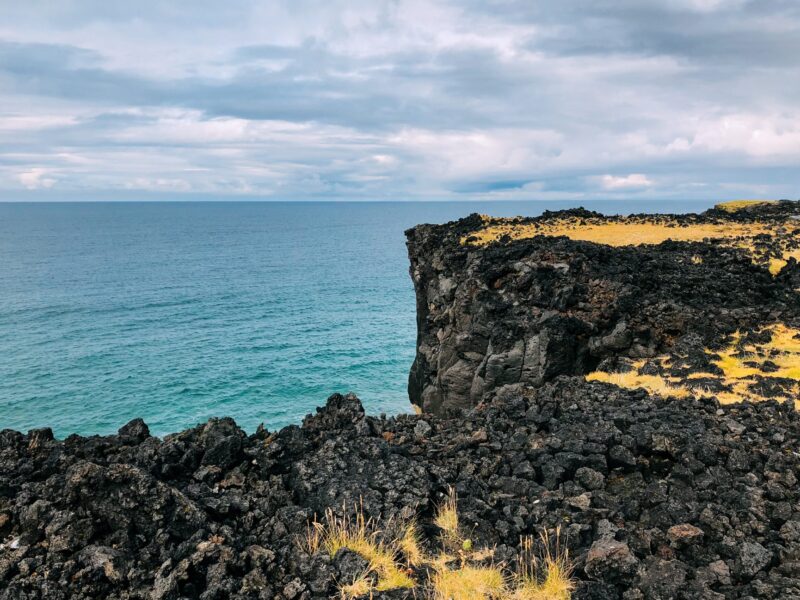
[406,200,800,415]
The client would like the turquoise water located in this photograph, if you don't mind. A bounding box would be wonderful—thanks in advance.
[0,200,717,437]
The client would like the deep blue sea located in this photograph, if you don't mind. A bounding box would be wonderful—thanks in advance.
[0,200,718,437]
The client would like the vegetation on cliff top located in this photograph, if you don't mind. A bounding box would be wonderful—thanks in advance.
[460,207,800,276]
[715,199,778,212]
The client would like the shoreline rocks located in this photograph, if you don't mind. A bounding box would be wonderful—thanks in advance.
[2,385,800,598]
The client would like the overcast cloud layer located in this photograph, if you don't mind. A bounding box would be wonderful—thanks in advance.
[1,0,799,200]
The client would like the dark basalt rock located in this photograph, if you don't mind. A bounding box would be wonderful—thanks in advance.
[2,388,800,598]
[405,201,800,414]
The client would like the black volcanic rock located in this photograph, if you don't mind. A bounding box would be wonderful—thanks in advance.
[2,388,800,598]
[405,202,800,414]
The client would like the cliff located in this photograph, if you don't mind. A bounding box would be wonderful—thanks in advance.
[406,201,800,415]
[2,200,800,599]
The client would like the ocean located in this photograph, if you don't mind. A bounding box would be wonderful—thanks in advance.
[0,200,718,437]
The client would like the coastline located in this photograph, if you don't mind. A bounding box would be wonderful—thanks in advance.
[2,200,800,598]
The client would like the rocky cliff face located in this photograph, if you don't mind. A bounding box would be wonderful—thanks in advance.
[406,203,800,415]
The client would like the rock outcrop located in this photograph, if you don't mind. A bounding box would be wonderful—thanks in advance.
[406,201,800,414]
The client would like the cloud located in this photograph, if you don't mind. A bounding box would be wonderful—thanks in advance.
[18,168,56,189]
[0,0,798,200]
[684,114,800,160]
[599,174,653,191]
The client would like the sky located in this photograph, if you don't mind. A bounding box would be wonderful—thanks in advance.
[1,0,799,201]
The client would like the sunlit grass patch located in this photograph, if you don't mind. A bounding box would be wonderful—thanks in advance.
[461,218,779,248]
[768,248,800,275]
[712,324,800,383]
[307,496,575,599]
[435,487,461,549]
[716,199,778,212]
[460,213,800,276]
[514,530,574,600]
[586,323,800,408]
[339,572,373,599]
[432,564,507,600]
[312,504,416,595]
[585,369,691,399]
[398,519,424,566]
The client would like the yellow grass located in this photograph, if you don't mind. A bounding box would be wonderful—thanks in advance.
[310,497,574,599]
[432,565,507,600]
[339,572,373,599]
[375,567,416,592]
[716,199,778,212]
[585,369,690,398]
[398,519,425,566]
[514,530,573,600]
[316,505,416,595]
[301,520,322,555]
[586,323,800,407]
[435,488,461,548]
[769,248,800,275]
[461,213,800,276]
[462,219,777,247]
[713,324,800,382]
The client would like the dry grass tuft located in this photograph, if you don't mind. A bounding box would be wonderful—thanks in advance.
[375,566,416,592]
[313,504,416,596]
[435,488,461,548]
[432,564,507,600]
[310,497,574,599]
[339,572,373,599]
[300,520,323,555]
[398,519,425,566]
[513,530,574,600]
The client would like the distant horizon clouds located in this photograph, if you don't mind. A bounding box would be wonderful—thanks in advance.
[1,0,799,201]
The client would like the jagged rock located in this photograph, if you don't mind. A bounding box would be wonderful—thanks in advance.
[666,523,704,547]
[118,418,150,443]
[575,467,605,491]
[413,420,432,439]
[1,388,800,597]
[635,557,688,599]
[736,542,773,579]
[585,539,639,580]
